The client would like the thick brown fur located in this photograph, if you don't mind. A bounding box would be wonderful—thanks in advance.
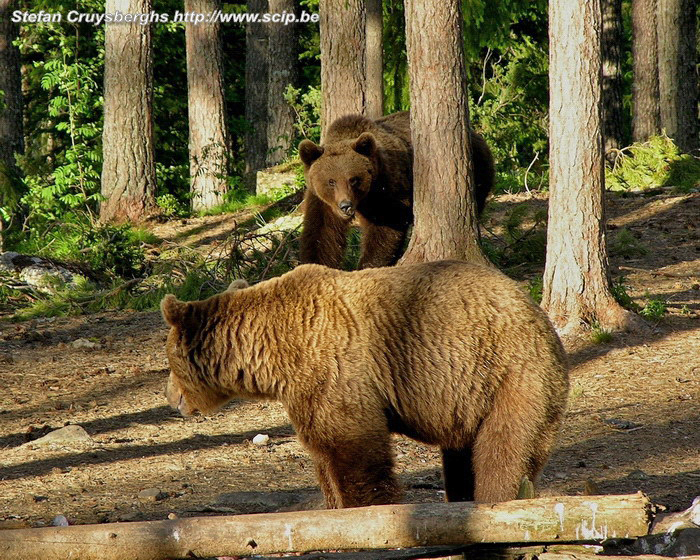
[299,112,495,269]
[161,261,568,508]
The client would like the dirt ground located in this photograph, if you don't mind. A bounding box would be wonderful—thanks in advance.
[0,191,698,530]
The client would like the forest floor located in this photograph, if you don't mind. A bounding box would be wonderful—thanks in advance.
[0,190,698,529]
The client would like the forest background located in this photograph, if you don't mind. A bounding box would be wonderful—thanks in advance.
[0,0,699,317]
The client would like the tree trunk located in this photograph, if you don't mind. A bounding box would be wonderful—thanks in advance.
[657,0,698,152]
[0,494,652,560]
[400,0,487,265]
[365,0,384,119]
[319,0,366,139]
[631,0,661,142]
[266,0,297,166]
[185,0,230,212]
[0,0,23,169]
[601,0,625,156]
[245,0,269,187]
[545,0,640,334]
[101,0,157,223]
[0,0,23,250]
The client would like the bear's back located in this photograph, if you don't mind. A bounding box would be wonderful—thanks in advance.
[317,261,567,445]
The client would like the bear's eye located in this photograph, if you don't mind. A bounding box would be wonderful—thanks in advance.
[328,179,336,188]
[349,177,361,187]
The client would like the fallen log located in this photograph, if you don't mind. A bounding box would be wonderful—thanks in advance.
[0,493,652,560]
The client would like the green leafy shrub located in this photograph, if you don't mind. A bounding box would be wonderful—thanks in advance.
[606,135,700,193]
[640,298,667,320]
[610,277,639,311]
[527,276,543,304]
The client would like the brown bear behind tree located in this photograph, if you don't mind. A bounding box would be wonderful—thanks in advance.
[298,111,495,269]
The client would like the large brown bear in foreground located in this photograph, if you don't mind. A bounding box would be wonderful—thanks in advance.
[161,261,568,507]
[299,111,495,269]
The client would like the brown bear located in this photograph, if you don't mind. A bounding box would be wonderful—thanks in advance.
[299,111,495,269]
[161,261,568,507]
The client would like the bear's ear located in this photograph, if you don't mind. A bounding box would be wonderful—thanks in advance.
[353,132,376,158]
[227,279,249,292]
[161,294,188,327]
[299,140,324,167]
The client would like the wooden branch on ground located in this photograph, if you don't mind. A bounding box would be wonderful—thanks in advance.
[0,494,652,560]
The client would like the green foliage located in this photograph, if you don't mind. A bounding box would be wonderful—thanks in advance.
[609,228,648,259]
[461,0,548,59]
[610,276,639,311]
[470,37,549,193]
[527,276,543,304]
[284,85,322,142]
[200,175,299,217]
[14,222,153,278]
[13,0,105,229]
[606,135,700,193]
[156,193,189,218]
[640,298,668,320]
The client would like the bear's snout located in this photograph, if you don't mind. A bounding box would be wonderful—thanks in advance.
[338,199,354,217]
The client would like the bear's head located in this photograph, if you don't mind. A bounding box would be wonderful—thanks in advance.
[160,280,249,416]
[299,133,378,219]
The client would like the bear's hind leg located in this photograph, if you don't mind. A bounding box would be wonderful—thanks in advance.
[441,447,475,502]
[471,392,557,503]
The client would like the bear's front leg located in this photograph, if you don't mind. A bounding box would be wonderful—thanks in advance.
[300,190,350,269]
[357,223,408,269]
[309,437,400,508]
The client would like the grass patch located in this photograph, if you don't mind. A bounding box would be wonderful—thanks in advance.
[591,323,614,344]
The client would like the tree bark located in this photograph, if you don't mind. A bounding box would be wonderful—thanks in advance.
[319,0,366,139]
[544,0,639,334]
[631,0,661,142]
[185,0,230,212]
[365,0,384,119]
[245,0,269,186]
[400,0,487,265]
[601,0,625,156]
[0,494,652,560]
[0,0,23,250]
[100,0,157,223]
[657,0,698,152]
[266,0,297,166]
[0,0,23,169]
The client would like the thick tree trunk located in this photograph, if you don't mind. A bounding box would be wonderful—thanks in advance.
[545,0,639,334]
[365,0,384,119]
[0,0,23,250]
[319,0,366,139]
[185,0,230,212]
[631,0,661,142]
[0,494,652,560]
[601,0,625,156]
[0,0,23,169]
[657,0,698,152]
[400,0,487,265]
[100,0,157,223]
[245,0,269,186]
[266,0,297,166]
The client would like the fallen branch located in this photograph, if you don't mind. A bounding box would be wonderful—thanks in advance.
[0,494,652,560]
